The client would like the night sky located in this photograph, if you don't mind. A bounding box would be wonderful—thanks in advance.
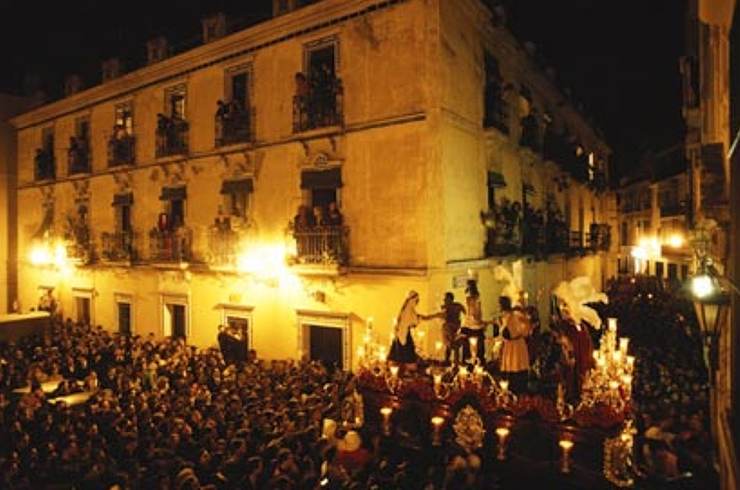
[0,0,726,181]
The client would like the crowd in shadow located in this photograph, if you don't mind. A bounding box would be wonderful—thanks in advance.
[0,274,719,489]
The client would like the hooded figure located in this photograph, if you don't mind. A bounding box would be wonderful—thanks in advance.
[388,291,434,365]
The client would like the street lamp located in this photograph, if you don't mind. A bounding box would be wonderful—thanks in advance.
[686,257,730,382]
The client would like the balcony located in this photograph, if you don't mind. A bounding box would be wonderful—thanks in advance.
[483,82,509,134]
[205,225,251,268]
[293,76,344,133]
[108,131,136,167]
[68,138,91,175]
[215,101,251,147]
[155,115,189,158]
[148,227,192,262]
[100,231,139,262]
[34,149,56,181]
[290,226,349,266]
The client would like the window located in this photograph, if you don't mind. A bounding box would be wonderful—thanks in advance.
[167,85,186,119]
[300,167,342,211]
[294,37,342,131]
[115,294,133,335]
[483,52,508,132]
[110,101,136,166]
[297,310,350,371]
[217,65,252,146]
[162,294,189,338]
[220,179,253,220]
[35,127,56,181]
[157,85,189,157]
[115,102,134,135]
[72,288,95,326]
[69,116,91,175]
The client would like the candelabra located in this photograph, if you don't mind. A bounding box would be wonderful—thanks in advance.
[603,418,637,487]
[385,364,402,393]
[495,379,517,408]
[579,318,634,412]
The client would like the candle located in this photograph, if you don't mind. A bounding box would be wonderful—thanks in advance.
[495,427,510,460]
[619,337,629,355]
[380,406,393,436]
[559,439,574,473]
[608,318,617,332]
[499,379,509,392]
[431,416,445,446]
[389,365,399,379]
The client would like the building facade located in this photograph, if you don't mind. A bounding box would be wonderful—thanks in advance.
[9,0,614,370]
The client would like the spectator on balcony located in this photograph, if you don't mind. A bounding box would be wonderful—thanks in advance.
[295,72,312,129]
[326,202,343,227]
[293,205,315,231]
[313,205,327,227]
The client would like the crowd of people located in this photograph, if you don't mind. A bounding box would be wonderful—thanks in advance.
[0,274,719,489]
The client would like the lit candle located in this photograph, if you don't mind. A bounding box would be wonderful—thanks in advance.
[431,416,445,446]
[625,355,635,373]
[559,439,574,473]
[499,379,509,392]
[608,318,617,332]
[389,365,399,379]
[495,427,510,460]
[619,337,629,355]
[380,406,393,436]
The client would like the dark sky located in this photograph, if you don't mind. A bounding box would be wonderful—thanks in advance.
[0,0,702,179]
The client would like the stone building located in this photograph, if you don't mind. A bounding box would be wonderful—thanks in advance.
[9,0,614,369]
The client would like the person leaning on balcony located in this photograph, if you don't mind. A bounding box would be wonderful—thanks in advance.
[388,290,436,371]
[326,202,343,227]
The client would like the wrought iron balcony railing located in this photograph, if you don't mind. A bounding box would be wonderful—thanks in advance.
[291,225,349,266]
[205,226,251,268]
[108,134,136,167]
[100,231,139,262]
[155,116,189,158]
[34,149,56,181]
[148,227,193,262]
[293,79,344,133]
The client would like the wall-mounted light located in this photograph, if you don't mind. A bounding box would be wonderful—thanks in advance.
[685,255,730,376]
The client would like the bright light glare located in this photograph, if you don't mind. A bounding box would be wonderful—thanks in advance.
[667,234,684,248]
[29,246,52,265]
[236,243,287,278]
[690,274,715,299]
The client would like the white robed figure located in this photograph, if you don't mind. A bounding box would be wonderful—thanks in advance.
[388,290,434,366]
